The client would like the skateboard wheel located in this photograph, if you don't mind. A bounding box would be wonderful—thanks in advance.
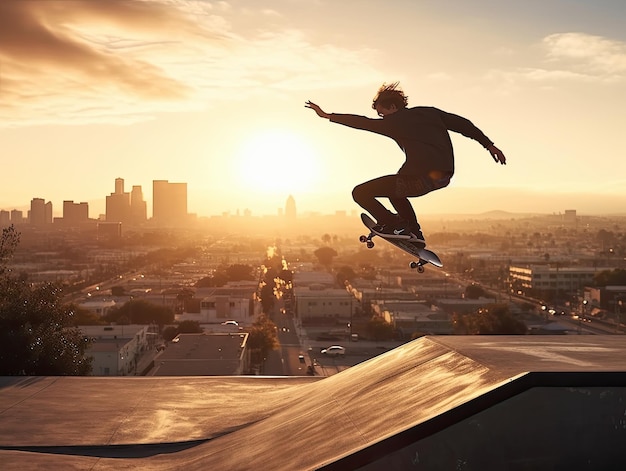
[366,241,374,249]
[417,265,425,273]
[409,261,418,269]
[359,235,368,243]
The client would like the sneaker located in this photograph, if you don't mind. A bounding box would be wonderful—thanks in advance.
[371,223,412,239]
[408,230,426,245]
[396,218,425,244]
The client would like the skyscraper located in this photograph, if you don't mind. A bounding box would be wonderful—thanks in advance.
[10,210,23,224]
[29,198,52,225]
[44,201,53,224]
[153,180,188,226]
[0,210,10,226]
[30,198,46,226]
[63,201,89,226]
[285,195,296,220]
[130,185,147,225]
[106,177,131,224]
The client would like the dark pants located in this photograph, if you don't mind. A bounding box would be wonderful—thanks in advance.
[352,173,451,227]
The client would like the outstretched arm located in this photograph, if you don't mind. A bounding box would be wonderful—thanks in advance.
[306,100,396,139]
[487,144,506,165]
[305,100,331,119]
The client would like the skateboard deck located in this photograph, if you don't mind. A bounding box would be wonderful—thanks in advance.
[359,213,443,272]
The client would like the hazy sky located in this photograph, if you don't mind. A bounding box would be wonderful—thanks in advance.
[2,0,625,218]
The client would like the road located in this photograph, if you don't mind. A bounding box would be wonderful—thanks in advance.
[265,310,380,377]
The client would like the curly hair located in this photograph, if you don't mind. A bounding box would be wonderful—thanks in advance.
[372,82,408,110]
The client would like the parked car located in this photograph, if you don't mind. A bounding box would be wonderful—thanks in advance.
[221,320,239,326]
[321,345,346,356]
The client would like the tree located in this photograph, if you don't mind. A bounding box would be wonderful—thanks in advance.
[177,320,202,334]
[0,226,92,375]
[195,263,255,288]
[453,304,527,335]
[196,272,228,287]
[314,246,338,268]
[247,314,279,365]
[225,263,255,281]
[104,299,174,326]
[258,282,276,314]
[69,305,107,326]
[336,266,357,286]
[464,283,491,300]
[162,326,178,341]
[366,316,395,341]
[593,269,626,287]
[0,225,20,270]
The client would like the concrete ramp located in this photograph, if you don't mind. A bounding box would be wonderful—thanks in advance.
[1,336,626,470]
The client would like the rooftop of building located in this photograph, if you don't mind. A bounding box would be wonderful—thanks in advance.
[1,336,626,470]
[149,332,248,376]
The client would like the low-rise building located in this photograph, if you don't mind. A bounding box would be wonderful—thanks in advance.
[151,332,249,376]
[509,265,613,298]
[79,299,117,316]
[177,283,256,324]
[585,285,626,310]
[81,324,158,376]
[373,300,451,335]
[294,285,354,323]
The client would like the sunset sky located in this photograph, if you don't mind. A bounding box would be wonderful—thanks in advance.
[1,0,625,218]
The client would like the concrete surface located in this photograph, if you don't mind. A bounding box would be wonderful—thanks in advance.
[1,336,626,470]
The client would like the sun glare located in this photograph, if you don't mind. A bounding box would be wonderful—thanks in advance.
[234,130,319,194]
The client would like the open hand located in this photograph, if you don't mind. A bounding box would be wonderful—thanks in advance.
[305,100,330,119]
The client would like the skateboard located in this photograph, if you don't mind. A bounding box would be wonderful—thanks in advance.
[359,213,443,273]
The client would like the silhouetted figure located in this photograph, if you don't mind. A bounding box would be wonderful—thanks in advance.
[306,82,506,244]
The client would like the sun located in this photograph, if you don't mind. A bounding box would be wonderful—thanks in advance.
[234,130,319,194]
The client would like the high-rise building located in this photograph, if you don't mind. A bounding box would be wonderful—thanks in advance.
[130,185,147,225]
[63,201,89,226]
[30,198,46,226]
[29,198,52,225]
[10,209,23,224]
[153,180,188,226]
[0,210,10,226]
[285,195,296,220]
[106,177,131,224]
[45,201,53,224]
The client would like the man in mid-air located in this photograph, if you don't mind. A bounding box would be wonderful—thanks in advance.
[306,82,506,244]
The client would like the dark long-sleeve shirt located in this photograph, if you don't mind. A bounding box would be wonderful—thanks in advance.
[329,106,493,176]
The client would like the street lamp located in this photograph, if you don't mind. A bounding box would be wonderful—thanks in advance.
[579,299,588,335]
[616,298,623,334]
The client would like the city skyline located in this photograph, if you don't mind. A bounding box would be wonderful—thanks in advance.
[3,181,626,222]
[2,1,626,216]
[0,178,307,223]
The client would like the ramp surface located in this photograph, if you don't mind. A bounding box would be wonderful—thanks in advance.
[1,336,625,470]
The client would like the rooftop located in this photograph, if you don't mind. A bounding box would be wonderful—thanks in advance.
[1,336,626,470]
[151,332,248,376]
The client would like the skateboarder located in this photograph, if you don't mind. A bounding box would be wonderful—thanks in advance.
[305,82,506,243]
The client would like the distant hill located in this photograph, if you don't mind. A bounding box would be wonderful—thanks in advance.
[422,210,541,221]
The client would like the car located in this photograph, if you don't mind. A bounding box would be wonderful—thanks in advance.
[221,320,239,326]
[320,345,346,356]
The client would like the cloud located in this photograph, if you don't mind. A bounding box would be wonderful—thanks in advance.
[538,32,626,84]
[543,32,626,75]
[0,0,380,127]
[483,32,626,95]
